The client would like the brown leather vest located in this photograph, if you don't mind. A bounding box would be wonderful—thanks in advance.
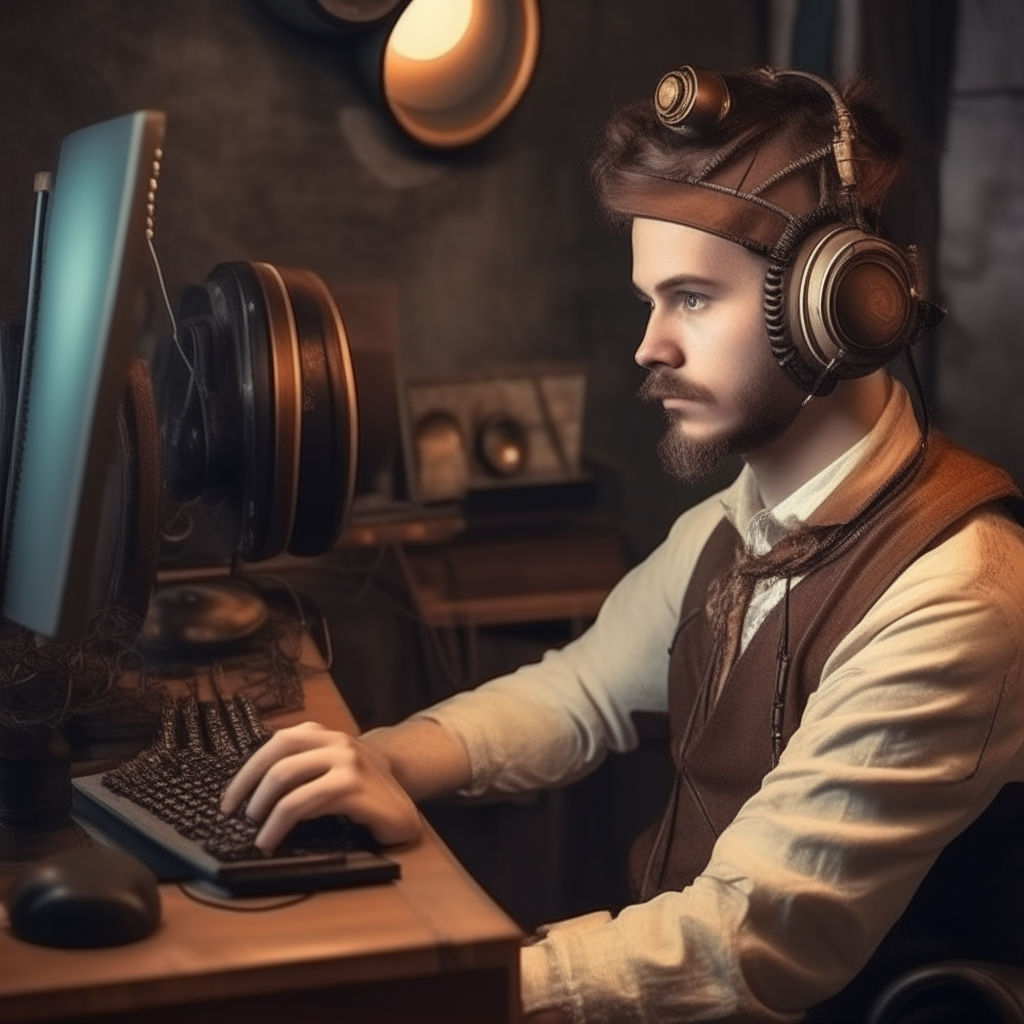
[627,433,1024,1019]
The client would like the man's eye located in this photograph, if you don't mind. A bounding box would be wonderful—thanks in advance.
[683,293,706,311]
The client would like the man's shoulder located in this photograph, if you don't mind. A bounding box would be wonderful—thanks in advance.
[931,502,1024,587]
[879,501,1024,625]
[823,503,1024,697]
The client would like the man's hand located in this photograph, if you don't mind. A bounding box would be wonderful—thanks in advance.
[220,722,423,853]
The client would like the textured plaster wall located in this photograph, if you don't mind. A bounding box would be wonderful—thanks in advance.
[0,0,764,559]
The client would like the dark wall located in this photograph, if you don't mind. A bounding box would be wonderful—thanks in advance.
[0,0,764,559]
[935,1,1024,485]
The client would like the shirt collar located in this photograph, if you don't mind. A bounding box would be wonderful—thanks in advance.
[719,379,922,551]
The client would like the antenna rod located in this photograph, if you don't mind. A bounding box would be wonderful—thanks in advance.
[23,172,53,355]
[2,172,53,577]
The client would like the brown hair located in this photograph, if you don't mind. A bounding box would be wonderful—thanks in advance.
[590,67,905,240]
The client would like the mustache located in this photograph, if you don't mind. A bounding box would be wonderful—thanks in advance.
[636,370,715,405]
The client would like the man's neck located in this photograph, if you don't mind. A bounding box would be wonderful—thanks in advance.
[744,371,892,509]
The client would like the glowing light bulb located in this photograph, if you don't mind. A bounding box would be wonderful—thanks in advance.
[389,0,474,62]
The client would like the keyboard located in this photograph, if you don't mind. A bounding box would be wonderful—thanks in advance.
[72,693,399,897]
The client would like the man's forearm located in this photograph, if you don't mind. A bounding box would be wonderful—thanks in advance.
[360,718,472,802]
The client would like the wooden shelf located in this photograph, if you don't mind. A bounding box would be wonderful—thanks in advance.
[399,525,626,629]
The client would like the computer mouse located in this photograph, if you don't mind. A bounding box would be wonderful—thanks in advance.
[6,847,161,947]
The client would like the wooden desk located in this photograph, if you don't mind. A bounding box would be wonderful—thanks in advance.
[0,656,523,1023]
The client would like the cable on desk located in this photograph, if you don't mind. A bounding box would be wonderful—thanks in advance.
[177,882,313,912]
[236,570,337,673]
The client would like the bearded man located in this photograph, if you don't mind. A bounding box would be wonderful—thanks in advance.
[223,66,1024,1023]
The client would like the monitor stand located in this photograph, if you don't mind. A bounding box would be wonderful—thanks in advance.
[136,579,270,664]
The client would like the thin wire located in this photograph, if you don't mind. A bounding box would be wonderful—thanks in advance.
[371,548,467,693]
[147,233,197,433]
[688,179,796,222]
[327,545,389,604]
[528,369,571,475]
[233,571,336,674]
[903,345,932,437]
[177,883,313,912]
[240,572,308,628]
[748,144,834,196]
[800,352,844,407]
[146,234,191,375]
[770,576,792,768]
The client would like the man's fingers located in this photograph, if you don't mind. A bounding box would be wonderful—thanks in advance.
[220,722,329,814]
[245,748,347,824]
[254,778,337,853]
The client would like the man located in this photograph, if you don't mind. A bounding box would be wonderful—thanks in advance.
[223,67,1024,1022]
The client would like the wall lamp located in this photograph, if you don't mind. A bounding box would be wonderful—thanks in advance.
[260,0,542,149]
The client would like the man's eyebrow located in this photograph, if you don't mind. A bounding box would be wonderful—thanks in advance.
[631,274,722,301]
[651,274,721,294]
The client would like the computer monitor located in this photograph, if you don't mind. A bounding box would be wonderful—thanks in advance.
[1,110,166,640]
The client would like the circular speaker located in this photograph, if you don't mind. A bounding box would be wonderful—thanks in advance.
[476,413,528,477]
[833,262,911,352]
[276,268,359,556]
[156,262,357,563]
[379,0,541,148]
[414,410,468,502]
[786,224,917,377]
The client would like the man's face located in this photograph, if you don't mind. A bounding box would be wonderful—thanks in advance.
[631,216,804,482]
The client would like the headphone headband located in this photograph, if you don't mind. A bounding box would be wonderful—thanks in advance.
[644,64,945,396]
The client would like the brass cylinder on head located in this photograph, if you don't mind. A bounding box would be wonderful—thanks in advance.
[654,65,731,130]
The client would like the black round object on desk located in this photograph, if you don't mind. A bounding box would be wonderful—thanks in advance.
[137,580,270,660]
[7,848,161,947]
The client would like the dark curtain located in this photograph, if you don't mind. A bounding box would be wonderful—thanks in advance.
[861,0,959,400]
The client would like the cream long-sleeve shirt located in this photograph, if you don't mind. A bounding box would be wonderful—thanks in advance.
[415,381,1024,1023]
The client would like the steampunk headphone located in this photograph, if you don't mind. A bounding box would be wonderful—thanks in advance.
[652,65,943,398]
[155,262,359,562]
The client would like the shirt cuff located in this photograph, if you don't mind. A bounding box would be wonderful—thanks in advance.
[408,684,585,797]
[521,911,613,1022]
[407,701,493,797]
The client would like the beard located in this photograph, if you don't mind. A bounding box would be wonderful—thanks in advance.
[637,365,801,484]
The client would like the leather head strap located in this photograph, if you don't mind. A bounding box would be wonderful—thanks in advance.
[604,68,845,254]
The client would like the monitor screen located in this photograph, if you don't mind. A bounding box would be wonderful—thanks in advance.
[2,110,165,639]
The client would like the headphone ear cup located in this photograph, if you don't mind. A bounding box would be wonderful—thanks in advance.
[764,258,832,395]
[246,262,303,560]
[276,267,359,556]
[191,262,301,562]
[767,222,919,393]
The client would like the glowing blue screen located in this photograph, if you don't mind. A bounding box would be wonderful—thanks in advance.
[3,112,146,636]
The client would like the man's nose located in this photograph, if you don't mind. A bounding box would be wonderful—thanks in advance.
[635,311,684,369]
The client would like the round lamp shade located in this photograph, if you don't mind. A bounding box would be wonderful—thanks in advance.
[380,0,540,148]
[259,0,404,38]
